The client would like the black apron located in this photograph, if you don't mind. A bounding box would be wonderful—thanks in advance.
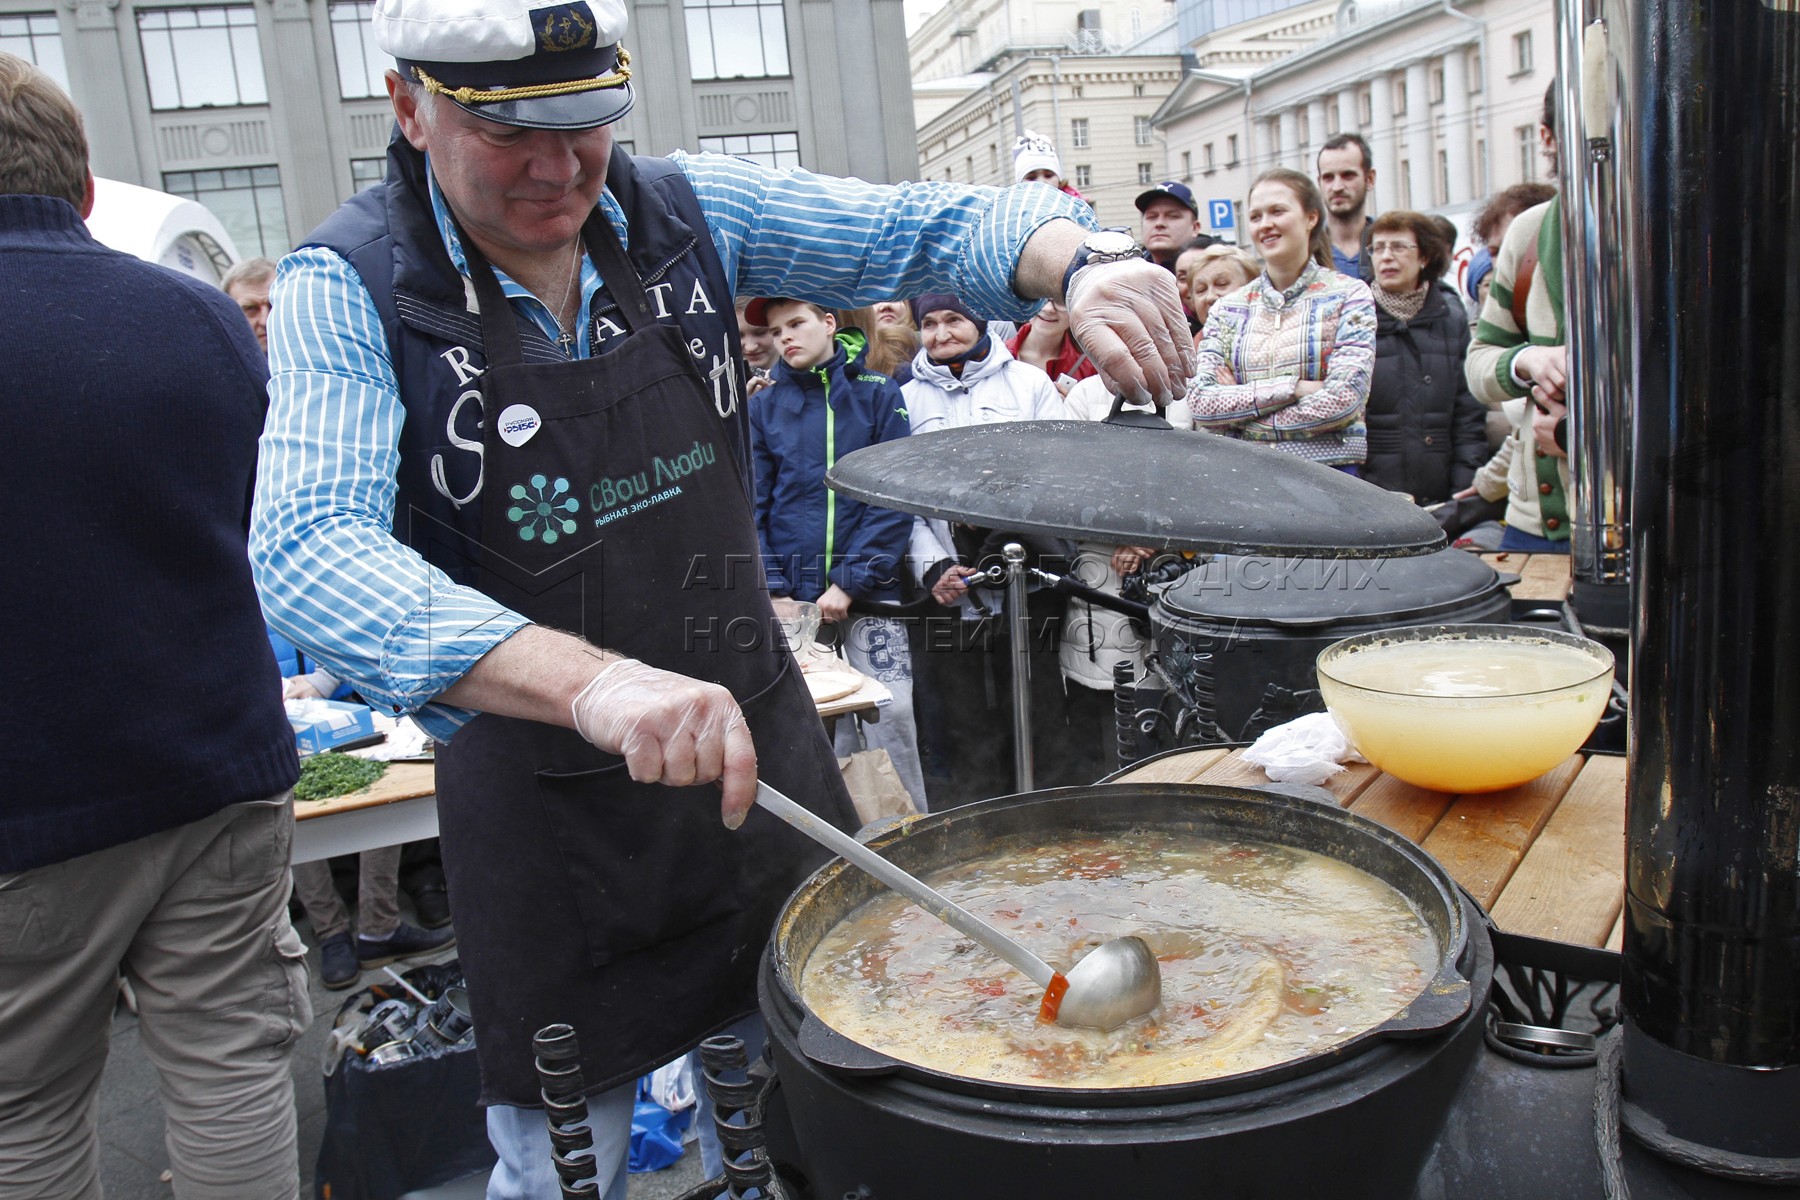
[433,208,856,1107]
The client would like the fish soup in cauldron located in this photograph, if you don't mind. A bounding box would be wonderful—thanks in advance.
[799,830,1436,1089]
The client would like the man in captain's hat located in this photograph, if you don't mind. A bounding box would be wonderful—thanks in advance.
[249,0,1191,1191]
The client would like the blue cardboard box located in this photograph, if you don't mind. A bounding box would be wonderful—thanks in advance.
[289,700,377,756]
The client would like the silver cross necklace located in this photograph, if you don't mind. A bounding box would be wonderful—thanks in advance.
[554,241,583,355]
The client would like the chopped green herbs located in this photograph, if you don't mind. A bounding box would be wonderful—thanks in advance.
[295,753,388,802]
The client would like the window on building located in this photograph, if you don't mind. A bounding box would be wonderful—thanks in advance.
[1512,30,1533,75]
[989,143,998,174]
[685,0,789,81]
[1202,143,1214,172]
[1226,134,1239,166]
[1431,65,1444,104]
[1071,117,1090,149]
[164,165,287,257]
[1134,83,1144,98]
[1135,116,1153,146]
[0,12,68,90]
[1070,84,1083,99]
[1394,77,1407,117]
[137,7,267,110]
[1074,164,1092,190]
[965,154,974,181]
[1182,149,1192,179]
[328,1,391,100]
[1436,149,1449,205]
[697,131,801,169]
[1130,6,1141,37]
[1137,162,1153,185]
[349,156,384,195]
[1360,89,1372,126]
[1517,124,1537,181]
[1469,45,1484,92]
[1476,137,1488,194]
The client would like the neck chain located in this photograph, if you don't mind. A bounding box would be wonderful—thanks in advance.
[554,240,583,355]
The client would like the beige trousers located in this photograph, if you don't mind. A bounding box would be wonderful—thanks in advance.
[0,794,310,1199]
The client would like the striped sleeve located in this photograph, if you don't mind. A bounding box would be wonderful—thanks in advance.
[250,246,530,740]
[674,151,1097,320]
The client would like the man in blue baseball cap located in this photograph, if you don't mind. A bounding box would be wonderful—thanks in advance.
[1136,179,1202,269]
[254,0,1192,1193]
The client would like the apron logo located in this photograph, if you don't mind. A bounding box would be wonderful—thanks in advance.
[497,403,543,448]
[507,474,581,544]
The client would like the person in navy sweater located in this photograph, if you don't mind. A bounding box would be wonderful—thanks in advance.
[748,297,926,809]
[0,52,306,1198]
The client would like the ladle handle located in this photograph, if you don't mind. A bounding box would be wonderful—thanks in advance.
[753,782,1057,988]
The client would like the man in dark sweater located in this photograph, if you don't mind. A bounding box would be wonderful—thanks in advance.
[0,52,307,1198]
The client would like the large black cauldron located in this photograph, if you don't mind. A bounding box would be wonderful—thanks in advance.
[757,784,1493,1200]
[1134,547,1511,749]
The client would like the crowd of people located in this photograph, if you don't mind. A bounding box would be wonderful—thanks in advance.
[1,0,1572,1186]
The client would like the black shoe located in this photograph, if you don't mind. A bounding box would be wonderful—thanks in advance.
[356,921,456,970]
[410,884,453,930]
[319,933,360,990]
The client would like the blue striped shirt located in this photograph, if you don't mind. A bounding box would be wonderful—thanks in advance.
[251,151,1093,738]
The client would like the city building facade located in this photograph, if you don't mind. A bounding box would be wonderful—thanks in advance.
[908,0,1341,224]
[1153,0,1555,238]
[2,0,917,260]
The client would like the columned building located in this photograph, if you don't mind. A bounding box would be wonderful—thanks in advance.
[1,0,917,259]
[1154,0,1553,237]
[909,0,1336,224]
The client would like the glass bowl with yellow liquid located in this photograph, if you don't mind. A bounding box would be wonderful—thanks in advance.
[1315,625,1615,794]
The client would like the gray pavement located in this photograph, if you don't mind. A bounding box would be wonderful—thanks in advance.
[95,911,709,1200]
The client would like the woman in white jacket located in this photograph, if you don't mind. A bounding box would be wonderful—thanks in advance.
[900,294,1068,807]
[903,294,1066,608]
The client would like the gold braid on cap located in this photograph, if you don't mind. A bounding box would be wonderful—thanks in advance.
[413,47,630,105]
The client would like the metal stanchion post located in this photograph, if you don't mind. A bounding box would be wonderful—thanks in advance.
[1004,543,1033,793]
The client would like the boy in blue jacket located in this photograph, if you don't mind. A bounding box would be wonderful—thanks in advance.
[748,298,926,810]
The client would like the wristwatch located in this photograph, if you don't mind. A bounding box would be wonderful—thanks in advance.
[1061,229,1149,301]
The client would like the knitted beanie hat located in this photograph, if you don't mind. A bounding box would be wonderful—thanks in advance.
[911,293,988,334]
[1012,130,1062,184]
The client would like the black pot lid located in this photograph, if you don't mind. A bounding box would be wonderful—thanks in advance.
[825,421,1446,558]
[1158,546,1501,623]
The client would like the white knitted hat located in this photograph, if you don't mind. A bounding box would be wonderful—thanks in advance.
[1012,130,1062,184]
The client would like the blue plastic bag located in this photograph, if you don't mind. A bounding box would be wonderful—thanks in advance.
[628,1077,692,1173]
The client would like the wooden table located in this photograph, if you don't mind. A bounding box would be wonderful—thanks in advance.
[1112,747,1625,951]
[1480,551,1573,603]
[292,670,891,864]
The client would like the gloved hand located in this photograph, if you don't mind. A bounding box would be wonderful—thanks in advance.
[569,658,758,828]
[1066,258,1195,409]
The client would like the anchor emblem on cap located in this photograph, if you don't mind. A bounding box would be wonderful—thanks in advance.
[536,3,595,52]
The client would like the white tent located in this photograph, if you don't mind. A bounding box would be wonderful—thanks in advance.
[84,178,239,285]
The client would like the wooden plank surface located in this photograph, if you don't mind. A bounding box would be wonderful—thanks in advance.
[1112,747,1232,784]
[1489,756,1627,948]
[1348,773,1457,844]
[294,761,436,820]
[1195,753,1381,805]
[1606,912,1625,952]
[1480,552,1573,602]
[1419,754,1584,908]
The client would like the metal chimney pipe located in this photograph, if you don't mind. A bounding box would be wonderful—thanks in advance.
[1622,0,1800,1167]
[1555,0,1635,639]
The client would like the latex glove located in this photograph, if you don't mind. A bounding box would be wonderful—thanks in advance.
[569,658,758,828]
[1066,258,1195,409]
[283,676,325,700]
[1111,545,1156,577]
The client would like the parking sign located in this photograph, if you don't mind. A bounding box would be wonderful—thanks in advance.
[1208,199,1235,229]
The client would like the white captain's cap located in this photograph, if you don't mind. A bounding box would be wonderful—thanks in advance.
[375,0,634,130]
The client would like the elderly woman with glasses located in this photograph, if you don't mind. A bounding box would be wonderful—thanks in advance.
[1361,210,1488,504]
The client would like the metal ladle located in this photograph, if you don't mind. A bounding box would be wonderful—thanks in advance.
[754,781,1161,1031]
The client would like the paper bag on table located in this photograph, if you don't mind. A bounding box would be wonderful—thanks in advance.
[838,748,919,826]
